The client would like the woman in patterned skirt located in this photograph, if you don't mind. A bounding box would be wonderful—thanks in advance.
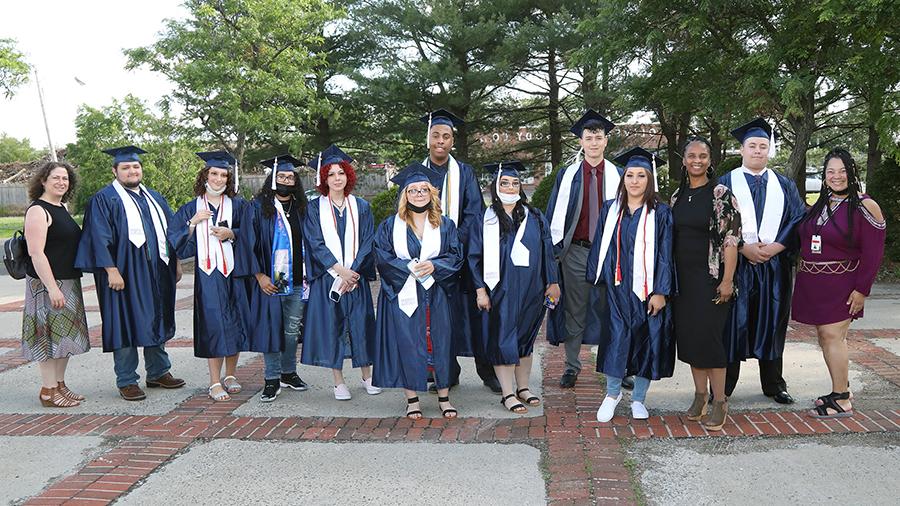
[22,161,91,407]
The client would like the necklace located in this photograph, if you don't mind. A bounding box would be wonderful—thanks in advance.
[686,183,707,202]
[283,198,294,217]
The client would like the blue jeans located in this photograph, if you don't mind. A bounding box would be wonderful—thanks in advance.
[113,345,171,388]
[264,292,305,380]
[607,375,651,403]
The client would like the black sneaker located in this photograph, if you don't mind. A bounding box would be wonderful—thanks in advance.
[260,379,281,402]
[280,372,309,391]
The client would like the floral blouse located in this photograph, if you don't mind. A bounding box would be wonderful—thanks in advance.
[670,183,742,280]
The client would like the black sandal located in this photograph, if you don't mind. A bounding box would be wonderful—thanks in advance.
[438,396,457,418]
[809,391,853,419]
[406,396,423,419]
[502,394,527,414]
[516,388,540,406]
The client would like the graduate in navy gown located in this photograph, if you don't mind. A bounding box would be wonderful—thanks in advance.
[467,161,560,415]
[373,163,463,419]
[420,109,500,392]
[718,118,805,404]
[301,145,381,401]
[587,148,675,423]
[168,151,250,402]
[241,155,310,402]
[74,145,185,401]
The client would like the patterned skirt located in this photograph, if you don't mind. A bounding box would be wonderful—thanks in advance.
[21,276,90,361]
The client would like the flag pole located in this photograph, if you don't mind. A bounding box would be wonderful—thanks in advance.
[34,69,57,162]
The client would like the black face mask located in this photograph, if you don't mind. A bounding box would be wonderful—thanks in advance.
[407,201,433,214]
[275,183,295,197]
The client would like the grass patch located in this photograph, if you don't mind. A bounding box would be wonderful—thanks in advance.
[0,216,24,239]
[620,442,648,506]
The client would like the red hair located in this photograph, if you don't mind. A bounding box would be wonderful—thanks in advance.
[316,160,357,196]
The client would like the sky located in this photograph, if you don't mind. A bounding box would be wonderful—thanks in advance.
[0,1,187,150]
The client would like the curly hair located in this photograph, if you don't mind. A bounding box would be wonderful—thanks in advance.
[398,184,442,229]
[28,161,77,203]
[192,166,237,198]
[254,172,308,220]
[315,160,357,196]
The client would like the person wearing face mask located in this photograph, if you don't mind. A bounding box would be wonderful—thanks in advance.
[467,161,560,414]
[793,148,885,419]
[168,151,251,402]
[242,155,310,402]
[670,137,741,430]
[719,118,806,405]
[587,148,675,423]
[372,163,463,419]
[75,146,185,401]
[301,145,381,401]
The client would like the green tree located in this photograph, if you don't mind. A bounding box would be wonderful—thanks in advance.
[66,96,202,213]
[125,0,338,166]
[0,134,40,163]
[0,39,29,98]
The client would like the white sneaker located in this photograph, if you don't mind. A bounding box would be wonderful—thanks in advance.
[596,393,622,422]
[361,377,382,395]
[334,383,352,400]
[631,401,649,420]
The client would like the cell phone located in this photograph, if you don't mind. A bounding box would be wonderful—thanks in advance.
[329,289,342,302]
[217,220,229,228]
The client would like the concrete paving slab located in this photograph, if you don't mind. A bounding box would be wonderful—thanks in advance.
[849,299,900,329]
[118,440,545,506]
[173,310,194,340]
[0,348,253,415]
[626,433,900,506]
[0,435,107,504]
[871,337,900,358]
[233,348,544,419]
[0,311,23,339]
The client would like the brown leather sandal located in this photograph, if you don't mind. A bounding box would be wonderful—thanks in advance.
[39,387,80,408]
[57,381,85,401]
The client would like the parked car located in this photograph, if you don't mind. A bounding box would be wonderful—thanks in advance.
[805,167,821,205]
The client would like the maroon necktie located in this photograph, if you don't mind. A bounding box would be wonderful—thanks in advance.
[589,167,600,241]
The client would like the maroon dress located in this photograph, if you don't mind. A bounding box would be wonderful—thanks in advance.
[792,196,886,325]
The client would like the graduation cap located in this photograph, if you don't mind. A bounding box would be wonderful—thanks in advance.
[484,160,525,179]
[308,144,354,187]
[570,110,616,137]
[390,162,444,189]
[197,150,240,192]
[613,147,666,172]
[421,109,465,149]
[730,117,772,144]
[103,145,146,166]
[260,154,303,190]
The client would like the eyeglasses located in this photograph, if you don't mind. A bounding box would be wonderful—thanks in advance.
[499,181,521,188]
[275,174,296,183]
[406,188,430,196]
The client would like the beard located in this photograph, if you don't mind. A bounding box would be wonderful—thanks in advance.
[121,180,141,189]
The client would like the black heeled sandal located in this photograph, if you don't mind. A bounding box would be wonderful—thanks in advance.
[516,388,540,406]
[502,394,527,414]
[809,391,853,419]
[406,396,423,419]
[438,396,457,418]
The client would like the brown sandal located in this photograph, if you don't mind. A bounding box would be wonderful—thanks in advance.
[39,387,80,408]
[57,381,85,402]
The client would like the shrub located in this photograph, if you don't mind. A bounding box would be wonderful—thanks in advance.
[370,185,398,228]
[868,154,900,261]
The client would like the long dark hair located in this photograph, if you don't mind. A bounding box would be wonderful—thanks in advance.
[254,172,308,219]
[192,166,237,198]
[488,175,534,235]
[801,147,862,245]
[672,136,716,206]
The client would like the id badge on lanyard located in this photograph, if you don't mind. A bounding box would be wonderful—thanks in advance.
[810,234,822,254]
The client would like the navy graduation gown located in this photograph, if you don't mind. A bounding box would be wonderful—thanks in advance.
[586,201,675,380]
[468,207,559,365]
[168,197,251,358]
[74,184,178,352]
[300,196,376,369]
[372,215,463,391]
[719,170,805,361]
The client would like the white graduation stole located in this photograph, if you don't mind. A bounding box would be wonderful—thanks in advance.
[548,158,620,246]
[594,201,656,301]
[320,194,359,279]
[423,155,461,225]
[195,195,234,276]
[112,180,170,264]
[729,167,784,244]
[393,215,441,317]
[483,208,530,290]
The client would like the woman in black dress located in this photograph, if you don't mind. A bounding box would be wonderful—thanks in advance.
[670,137,741,431]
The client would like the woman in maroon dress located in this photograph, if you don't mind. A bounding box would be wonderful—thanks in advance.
[792,148,885,418]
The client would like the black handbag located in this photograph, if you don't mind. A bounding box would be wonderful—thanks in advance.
[3,229,28,280]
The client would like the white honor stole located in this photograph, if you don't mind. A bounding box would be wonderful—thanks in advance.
[393,215,441,317]
[320,194,359,281]
[423,155,461,225]
[482,208,530,290]
[549,158,620,245]
[594,201,656,302]
[112,179,170,264]
[195,195,234,276]
[729,167,784,244]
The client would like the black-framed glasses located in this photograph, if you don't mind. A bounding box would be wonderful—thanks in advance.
[499,181,521,188]
[406,188,430,196]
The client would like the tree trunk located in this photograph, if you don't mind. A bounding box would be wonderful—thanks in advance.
[547,45,562,170]
[865,86,884,185]
[707,119,724,170]
[785,88,816,200]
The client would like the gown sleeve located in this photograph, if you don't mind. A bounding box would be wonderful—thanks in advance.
[458,165,485,246]
[240,200,264,276]
[168,203,198,261]
[653,206,674,297]
[74,193,117,271]
[374,216,415,300]
[430,218,463,284]
[775,176,806,248]
[585,200,612,285]
[537,210,560,285]
[854,204,887,296]
[544,167,566,257]
[467,215,486,290]
[352,199,377,281]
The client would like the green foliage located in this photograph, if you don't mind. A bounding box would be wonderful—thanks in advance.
[530,166,559,213]
[66,95,202,213]
[868,153,900,261]
[0,39,29,98]
[0,134,40,163]
[716,157,743,178]
[370,185,399,227]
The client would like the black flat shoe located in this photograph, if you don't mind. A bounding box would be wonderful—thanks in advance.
[768,390,795,405]
[483,377,502,394]
[559,369,578,388]
[621,376,635,390]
